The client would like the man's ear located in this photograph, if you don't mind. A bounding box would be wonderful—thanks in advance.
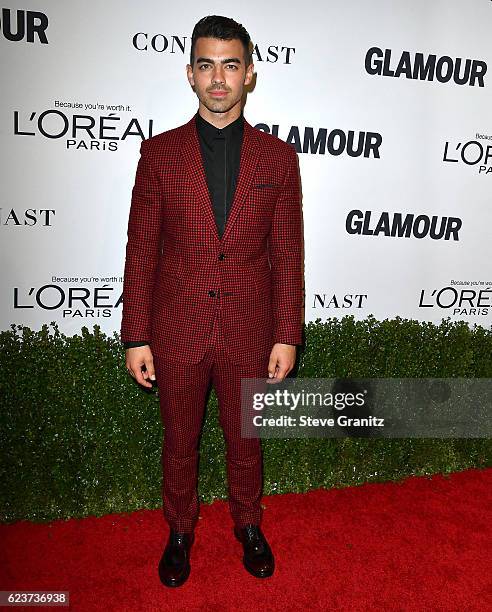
[186,64,194,87]
[244,63,254,85]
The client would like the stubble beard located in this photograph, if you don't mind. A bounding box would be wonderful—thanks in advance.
[197,87,242,115]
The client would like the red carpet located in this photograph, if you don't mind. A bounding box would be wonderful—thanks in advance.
[1,468,491,611]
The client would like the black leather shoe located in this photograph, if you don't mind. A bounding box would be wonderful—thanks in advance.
[234,524,275,578]
[158,529,194,587]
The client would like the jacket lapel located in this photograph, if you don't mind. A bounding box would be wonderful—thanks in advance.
[180,114,261,244]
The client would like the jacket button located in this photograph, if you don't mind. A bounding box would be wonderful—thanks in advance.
[218,253,226,260]
[208,290,216,297]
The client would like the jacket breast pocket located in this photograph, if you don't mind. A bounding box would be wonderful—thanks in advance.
[248,183,281,217]
[251,183,282,189]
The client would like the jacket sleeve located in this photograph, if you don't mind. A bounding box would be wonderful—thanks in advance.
[268,146,304,346]
[120,139,163,345]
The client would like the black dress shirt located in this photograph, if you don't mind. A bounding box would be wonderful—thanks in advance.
[123,110,244,349]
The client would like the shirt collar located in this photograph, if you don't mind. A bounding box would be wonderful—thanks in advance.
[195,110,244,142]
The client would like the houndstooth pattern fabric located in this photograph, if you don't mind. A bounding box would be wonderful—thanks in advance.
[120,114,304,365]
[153,308,268,532]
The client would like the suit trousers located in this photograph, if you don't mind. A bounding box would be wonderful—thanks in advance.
[153,309,270,533]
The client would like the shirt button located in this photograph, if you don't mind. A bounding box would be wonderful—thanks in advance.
[208,290,216,297]
[218,253,226,260]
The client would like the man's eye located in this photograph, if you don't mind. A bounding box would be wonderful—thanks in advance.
[199,64,210,69]
[226,65,238,69]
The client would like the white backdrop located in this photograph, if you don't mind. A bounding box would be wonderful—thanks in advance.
[2,0,491,342]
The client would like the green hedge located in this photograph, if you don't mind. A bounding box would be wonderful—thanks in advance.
[0,316,490,523]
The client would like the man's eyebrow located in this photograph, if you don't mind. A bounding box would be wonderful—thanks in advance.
[196,57,241,64]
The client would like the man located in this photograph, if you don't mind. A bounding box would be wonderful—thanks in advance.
[121,15,304,587]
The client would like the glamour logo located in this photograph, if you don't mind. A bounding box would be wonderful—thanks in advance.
[133,33,295,63]
[346,210,462,240]
[1,208,55,226]
[312,294,368,309]
[13,108,153,150]
[419,286,491,316]
[365,47,487,87]
[1,8,48,43]
[443,139,492,175]
[255,124,382,158]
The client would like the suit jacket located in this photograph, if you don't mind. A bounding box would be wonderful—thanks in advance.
[120,114,304,365]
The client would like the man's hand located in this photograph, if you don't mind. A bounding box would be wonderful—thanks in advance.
[267,343,296,382]
[125,345,156,388]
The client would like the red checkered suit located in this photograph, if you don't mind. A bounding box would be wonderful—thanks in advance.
[121,114,304,531]
[120,114,304,364]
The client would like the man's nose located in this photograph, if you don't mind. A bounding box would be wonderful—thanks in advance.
[211,65,225,84]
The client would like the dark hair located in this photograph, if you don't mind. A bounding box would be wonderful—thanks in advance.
[190,15,253,67]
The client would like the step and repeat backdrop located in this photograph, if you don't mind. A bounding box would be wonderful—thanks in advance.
[1,0,491,343]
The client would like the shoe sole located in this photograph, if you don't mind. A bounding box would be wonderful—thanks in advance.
[233,528,274,578]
